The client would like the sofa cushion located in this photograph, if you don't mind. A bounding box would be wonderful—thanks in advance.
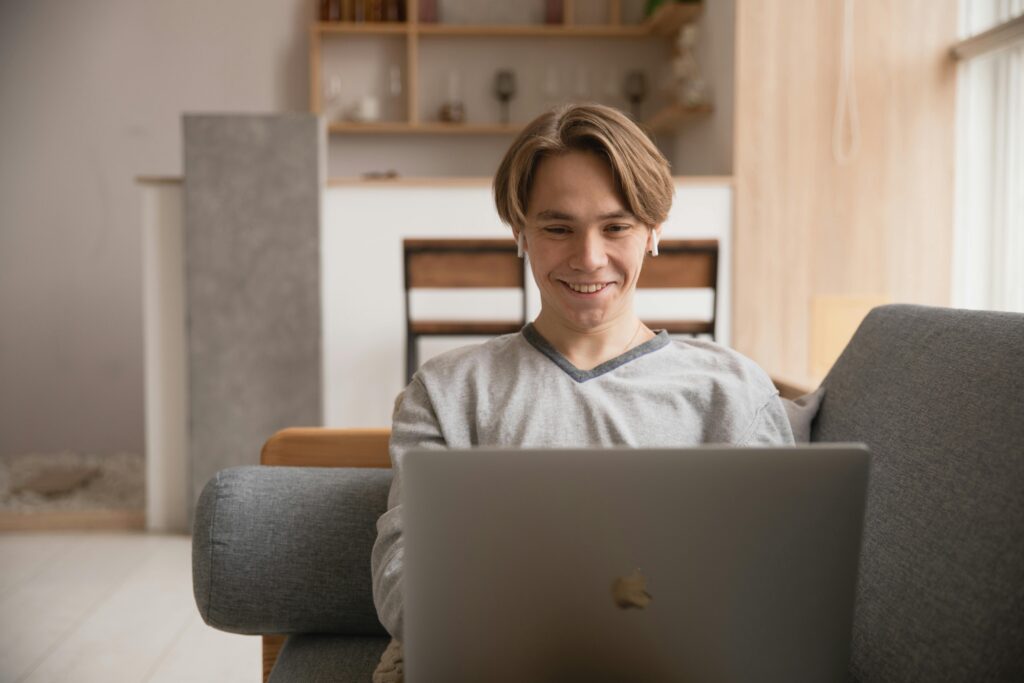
[814,304,1024,681]
[193,465,392,635]
[782,385,825,442]
[267,634,390,683]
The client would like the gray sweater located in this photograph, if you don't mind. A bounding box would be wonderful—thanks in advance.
[370,325,794,639]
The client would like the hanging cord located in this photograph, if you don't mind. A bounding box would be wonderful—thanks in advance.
[833,0,861,165]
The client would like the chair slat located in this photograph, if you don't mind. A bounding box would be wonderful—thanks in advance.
[407,249,523,288]
[638,247,717,288]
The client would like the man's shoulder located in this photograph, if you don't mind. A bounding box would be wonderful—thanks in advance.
[662,337,776,394]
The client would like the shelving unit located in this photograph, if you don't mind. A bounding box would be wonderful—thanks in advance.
[310,1,710,135]
[328,121,522,134]
[644,102,713,133]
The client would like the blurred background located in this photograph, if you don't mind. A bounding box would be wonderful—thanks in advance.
[0,0,1021,679]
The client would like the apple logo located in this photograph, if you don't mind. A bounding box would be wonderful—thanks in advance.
[611,568,652,609]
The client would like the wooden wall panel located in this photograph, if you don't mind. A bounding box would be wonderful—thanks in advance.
[733,0,957,387]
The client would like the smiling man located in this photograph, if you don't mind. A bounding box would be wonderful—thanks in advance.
[369,104,793,678]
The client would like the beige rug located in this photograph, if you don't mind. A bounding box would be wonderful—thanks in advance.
[0,452,144,530]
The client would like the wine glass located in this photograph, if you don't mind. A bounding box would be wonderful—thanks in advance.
[388,65,403,98]
[623,70,647,121]
[494,70,517,125]
[324,74,344,121]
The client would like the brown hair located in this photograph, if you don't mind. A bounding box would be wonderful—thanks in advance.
[493,103,673,231]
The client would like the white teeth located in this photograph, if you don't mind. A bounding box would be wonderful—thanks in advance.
[567,282,606,293]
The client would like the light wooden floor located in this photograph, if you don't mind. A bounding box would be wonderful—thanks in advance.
[0,532,260,683]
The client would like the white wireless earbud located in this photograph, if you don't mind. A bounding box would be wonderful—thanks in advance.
[517,231,526,258]
[650,231,659,257]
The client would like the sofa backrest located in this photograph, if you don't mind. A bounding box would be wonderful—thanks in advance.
[813,304,1024,681]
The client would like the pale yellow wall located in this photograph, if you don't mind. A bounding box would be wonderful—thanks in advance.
[732,0,958,387]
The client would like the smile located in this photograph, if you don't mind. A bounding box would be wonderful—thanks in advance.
[562,282,611,294]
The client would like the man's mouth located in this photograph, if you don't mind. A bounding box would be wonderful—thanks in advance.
[562,281,611,294]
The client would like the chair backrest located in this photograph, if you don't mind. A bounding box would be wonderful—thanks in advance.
[814,304,1024,681]
[404,238,524,289]
[403,239,527,383]
[637,238,719,337]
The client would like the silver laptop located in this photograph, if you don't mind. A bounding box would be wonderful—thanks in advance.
[402,445,870,683]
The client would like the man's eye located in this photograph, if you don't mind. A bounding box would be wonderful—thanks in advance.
[606,224,632,233]
[544,226,569,235]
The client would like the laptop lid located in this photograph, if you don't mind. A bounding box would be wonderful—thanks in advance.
[403,445,869,683]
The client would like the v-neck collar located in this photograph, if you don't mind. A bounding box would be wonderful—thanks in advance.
[521,322,670,384]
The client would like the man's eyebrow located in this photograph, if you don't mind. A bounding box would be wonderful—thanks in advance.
[533,209,635,220]
[535,209,575,220]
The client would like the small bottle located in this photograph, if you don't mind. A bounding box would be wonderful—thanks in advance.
[439,71,466,123]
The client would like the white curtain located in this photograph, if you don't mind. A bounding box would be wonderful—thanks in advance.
[954,1,1024,312]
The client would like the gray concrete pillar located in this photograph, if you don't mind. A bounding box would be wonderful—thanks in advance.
[183,114,323,523]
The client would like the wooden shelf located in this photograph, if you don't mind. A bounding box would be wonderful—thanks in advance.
[328,122,523,135]
[315,21,409,34]
[645,103,714,133]
[312,2,707,136]
[416,24,649,38]
[328,106,710,136]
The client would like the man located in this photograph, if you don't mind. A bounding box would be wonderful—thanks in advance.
[371,104,793,680]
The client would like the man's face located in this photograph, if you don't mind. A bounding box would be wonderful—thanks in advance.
[522,151,656,332]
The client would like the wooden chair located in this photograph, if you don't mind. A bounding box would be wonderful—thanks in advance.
[403,238,526,383]
[258,427,392,683]
[637,239,719,339]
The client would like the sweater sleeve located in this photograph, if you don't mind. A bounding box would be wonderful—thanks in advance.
[370,376,447,640]
[739,390,796,446]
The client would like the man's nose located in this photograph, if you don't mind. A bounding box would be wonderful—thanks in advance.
[571,231,608,271]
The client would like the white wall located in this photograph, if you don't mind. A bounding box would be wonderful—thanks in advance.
[0,0,313,456]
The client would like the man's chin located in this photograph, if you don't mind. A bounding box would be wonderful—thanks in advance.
[563,309,611,331]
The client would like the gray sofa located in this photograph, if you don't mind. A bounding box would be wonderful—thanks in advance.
[192,304,1024,681]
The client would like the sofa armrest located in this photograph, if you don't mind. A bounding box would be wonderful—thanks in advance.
[192,465,392,636]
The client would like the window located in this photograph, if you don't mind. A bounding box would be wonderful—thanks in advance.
[953,0,1024,312]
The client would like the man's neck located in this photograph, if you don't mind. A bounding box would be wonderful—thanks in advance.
[532,312,653,371]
